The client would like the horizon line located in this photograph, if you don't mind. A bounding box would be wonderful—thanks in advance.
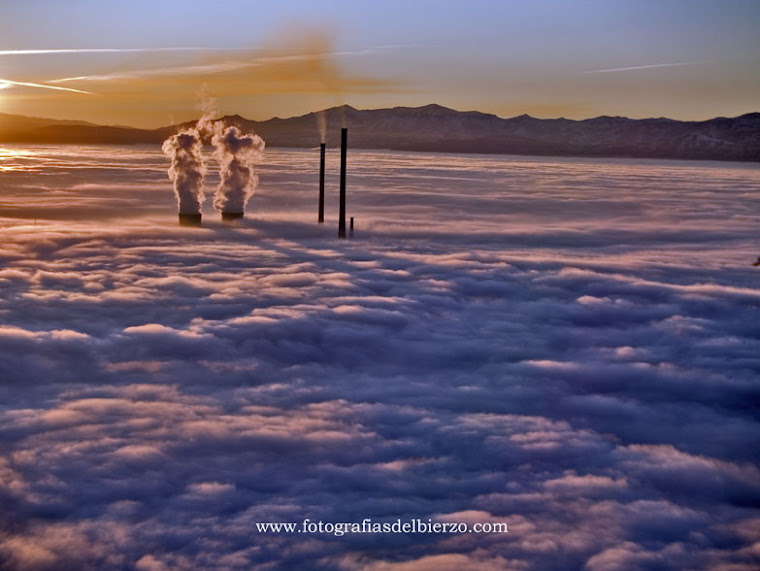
[1,104,757,130]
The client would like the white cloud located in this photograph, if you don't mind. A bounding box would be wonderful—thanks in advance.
[0,146,758,570]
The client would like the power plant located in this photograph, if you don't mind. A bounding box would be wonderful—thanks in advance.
[165,117,352,236]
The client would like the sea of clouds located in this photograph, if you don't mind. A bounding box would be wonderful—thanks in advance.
[0,145,758,570]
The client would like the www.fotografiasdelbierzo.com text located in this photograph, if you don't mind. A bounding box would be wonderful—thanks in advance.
[255,518,509,537]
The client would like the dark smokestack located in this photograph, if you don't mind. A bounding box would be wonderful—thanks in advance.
[221,212,244,222]
[338,128,347,239]
[319,143,325,223]
[178,213,202,227]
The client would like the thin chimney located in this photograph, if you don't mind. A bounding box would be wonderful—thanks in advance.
[338,128,347,239]
[319,143,326,223]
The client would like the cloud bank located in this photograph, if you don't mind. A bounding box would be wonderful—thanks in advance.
[0,147,758,570]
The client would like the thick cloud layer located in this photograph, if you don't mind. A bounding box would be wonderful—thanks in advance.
[0,145,759,570]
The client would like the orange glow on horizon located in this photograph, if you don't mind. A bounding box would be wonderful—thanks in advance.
[0,27,402,128]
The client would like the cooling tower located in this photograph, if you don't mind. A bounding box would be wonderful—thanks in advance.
[178,213,202,227]
[221,212,244,221]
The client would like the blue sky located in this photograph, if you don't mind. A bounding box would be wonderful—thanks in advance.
[0,0,758,126]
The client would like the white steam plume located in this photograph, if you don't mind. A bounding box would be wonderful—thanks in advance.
[212,126,265,214]
[195,90,219,137]
[162,130,205,214]
[161,90,265,217]
[317,110,326,144]
[161,93,222,215]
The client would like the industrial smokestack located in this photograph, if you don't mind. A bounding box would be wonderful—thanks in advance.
[319,143,326,223]
[221,212,244,222]
[338,127,347,239]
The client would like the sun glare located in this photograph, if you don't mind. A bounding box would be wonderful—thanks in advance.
[0,82,9,113]
[0,147,36,172]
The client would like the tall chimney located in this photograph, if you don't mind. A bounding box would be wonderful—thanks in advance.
[319,143,326,223]
[338,128,347,239]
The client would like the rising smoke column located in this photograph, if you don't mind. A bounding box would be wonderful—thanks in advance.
[161,92,220,217]
[212,126,265,215]
[162,128,206,215]
[317,110,326,144]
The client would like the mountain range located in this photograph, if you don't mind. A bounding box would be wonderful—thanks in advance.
[2,104,759,162]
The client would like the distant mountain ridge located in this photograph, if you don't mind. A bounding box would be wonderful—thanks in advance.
[2,105,759,162]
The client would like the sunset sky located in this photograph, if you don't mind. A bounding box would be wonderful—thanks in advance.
[0,0,758,127]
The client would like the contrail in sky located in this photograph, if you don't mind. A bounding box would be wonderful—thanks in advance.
[49,62,253,83]
[584,62,697,74]
[0,47,224,56]
[48,49,387,84]
[0,78,93,94]
[0,46,383,58]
